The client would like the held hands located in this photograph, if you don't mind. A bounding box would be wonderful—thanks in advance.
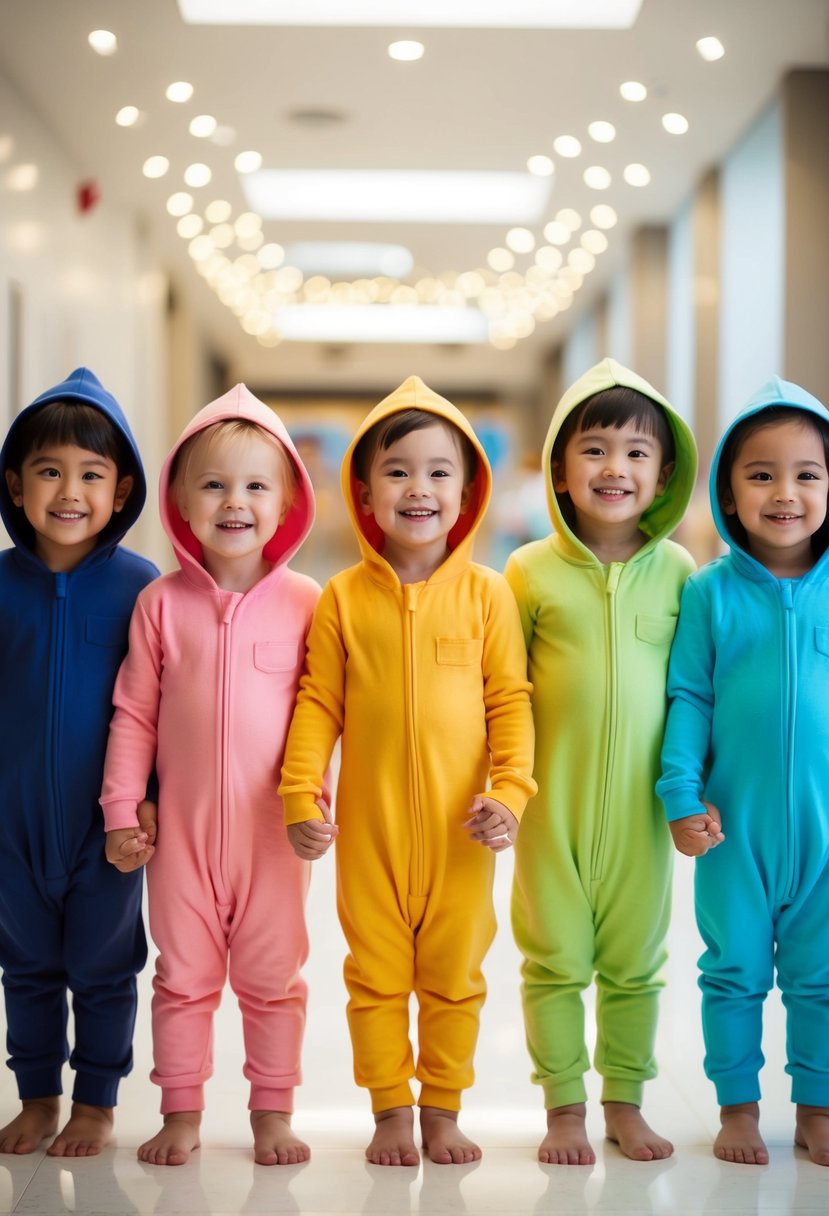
[669,801,725,857]
[287,797,338,861]
[105,799,158,872]
[464,795,518,852]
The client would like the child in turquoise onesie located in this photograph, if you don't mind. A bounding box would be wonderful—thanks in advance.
[659,378,829,1167]
[505,359,697,1164]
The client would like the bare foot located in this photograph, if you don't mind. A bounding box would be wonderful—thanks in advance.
[47,1103,113,1157]
[604,1101,673,1161]
[795,1105,829,1166]
[420,1106,481,1165]
[366,1106,419,1167]
[0,1098,59,1154]
[539,1103,595,1165]
[138,1112,201,1166]
[714,1102,768,1165]
[251,1110,310,1166]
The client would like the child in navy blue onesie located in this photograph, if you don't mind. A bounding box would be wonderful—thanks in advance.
[0,368,157,1156]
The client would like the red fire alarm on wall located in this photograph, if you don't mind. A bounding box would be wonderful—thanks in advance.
[77,179,101,214]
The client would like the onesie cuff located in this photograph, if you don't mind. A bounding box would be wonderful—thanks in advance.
[281,793,326,826]
[100,800,141,831]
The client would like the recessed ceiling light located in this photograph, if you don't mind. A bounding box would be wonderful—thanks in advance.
[527,155,554,177]
[620,80,647,101]
[557,208,582,231]
[235,150,263,173]
[178,0,644,30]
[487,247,515,272]
[242,169,551,223]
[167,192,194,216]
[535,245,563,272]
[581,229,608,254]
[258,243,286,269]
[184,163,212,187]
[553,135,582,158]
[205,199,232,222]
[583,166,611,190]
[662,112,689,135]
[588,121,616,143]
[115,106,141,127]
[273,304,489,345]
[283,242,414,279]
[696,36,725,61]
[190,115,217,137]
[543,221,571,246]
[624,163,651,186]
[569,248,595,274]
[6,163,39,192]
[388,40,424,60]
[506,227,535,254]
[143,156,170,179]
[166,81,194,103]
[177,214,204,238]
[589,203,617,228]
[88,30,117,55]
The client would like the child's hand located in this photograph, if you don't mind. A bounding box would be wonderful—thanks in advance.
[669,802,725,857]
[106,826,155,872]
[287,798,338,860]
[463,796,518,852]
[137,799,158,849]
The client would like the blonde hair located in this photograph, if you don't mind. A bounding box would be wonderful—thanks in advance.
[172,419,297,508]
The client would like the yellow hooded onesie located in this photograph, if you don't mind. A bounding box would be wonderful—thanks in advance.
[280,376,535,1113]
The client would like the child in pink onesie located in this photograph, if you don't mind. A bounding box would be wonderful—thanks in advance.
[100,385,321,1166]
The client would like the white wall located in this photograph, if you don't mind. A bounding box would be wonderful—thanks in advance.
[0,68,169,565]
[666,197,695,425]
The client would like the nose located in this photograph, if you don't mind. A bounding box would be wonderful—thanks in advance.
[774,481,796,501]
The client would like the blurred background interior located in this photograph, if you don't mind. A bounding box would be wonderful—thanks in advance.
[3,0,829,584]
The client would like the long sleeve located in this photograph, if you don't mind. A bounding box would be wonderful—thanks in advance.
[279,582,346,825]
[657,576,716,822]
[479,575,536,820]
[504,552,537,652]
[100,595,163,831]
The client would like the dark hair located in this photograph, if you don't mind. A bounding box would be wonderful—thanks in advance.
[5,400,137,483]
[551,386,675,528]
[353,408,477,484]
[717,405,829,556]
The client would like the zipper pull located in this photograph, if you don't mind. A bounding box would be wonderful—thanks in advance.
[781,580,794,610]
[405,584,419,612]
[606,562,622,595]
[55,572,67,599]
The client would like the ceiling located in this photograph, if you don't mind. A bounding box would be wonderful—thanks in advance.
[2,0,829,397]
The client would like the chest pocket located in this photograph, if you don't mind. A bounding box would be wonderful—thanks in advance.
[254,641,300,673]
[86,615,127,647]
[435,637,483,665]
[814,626,829,657]
[635,614,677,647]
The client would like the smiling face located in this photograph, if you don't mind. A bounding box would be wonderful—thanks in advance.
[552,418,672,560]
[176,425,292,591]
[5,443,133,572]
[722,415,828,577]
[357,420,472,582]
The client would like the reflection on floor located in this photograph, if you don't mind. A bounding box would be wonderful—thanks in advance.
[1,857,825,1214]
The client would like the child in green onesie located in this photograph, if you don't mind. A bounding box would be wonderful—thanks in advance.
[505,358,697,1164]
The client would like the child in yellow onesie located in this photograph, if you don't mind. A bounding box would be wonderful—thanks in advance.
[280,376,535,1167]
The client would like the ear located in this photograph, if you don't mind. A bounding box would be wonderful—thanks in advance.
[721,489,737,516]
[551,459,567,494]
[655,461,675,494]
[459,482,474,513]
[357,481,373,515]
[112,474,134,514]
[5,469,23,507]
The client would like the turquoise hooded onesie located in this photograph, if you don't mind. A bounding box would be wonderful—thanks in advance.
[658,377,829,1109]
[506,359,697,1110]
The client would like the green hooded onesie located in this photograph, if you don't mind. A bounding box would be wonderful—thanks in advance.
[505,358,697,1109]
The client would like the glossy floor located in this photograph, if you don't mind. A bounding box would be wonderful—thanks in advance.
[1,858,826,1214]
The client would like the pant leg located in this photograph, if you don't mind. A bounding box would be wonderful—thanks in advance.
[695,845,774,1106]
[776,863,829,1106]
[512,834,595,1110]
[412,845,496,1111]
[592,817,672,1107]
[0,861,68,1100]
[63,846,147,1107]
[146,862,229,1114]
[227,835,310,1112]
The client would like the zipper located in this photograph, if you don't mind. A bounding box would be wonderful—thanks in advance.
[404,583,424,895]
[781,580,796,901]
[49,573,68,865]
[218,594,240,901]
[593,562,622,881]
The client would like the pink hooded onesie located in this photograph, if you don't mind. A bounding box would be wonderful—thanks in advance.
[101,384,320,1115]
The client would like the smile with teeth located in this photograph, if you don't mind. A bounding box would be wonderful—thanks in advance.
[51,511,85,520]
[594,488,629,498]
[217,520,252,529]
[400,508,436,517]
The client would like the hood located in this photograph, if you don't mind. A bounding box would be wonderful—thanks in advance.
[542,357,697,562]
[342,375,490,583]
[710,375,829,573]
[160,383,315,584]
[0,366,147,560]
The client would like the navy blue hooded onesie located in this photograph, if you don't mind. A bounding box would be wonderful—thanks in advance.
[0,368,158,1108]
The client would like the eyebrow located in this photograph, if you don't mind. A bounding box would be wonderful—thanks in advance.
[578,431,656,447]
[742,459,825,469]
[29,454,112,468]
[377,454,457,469]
